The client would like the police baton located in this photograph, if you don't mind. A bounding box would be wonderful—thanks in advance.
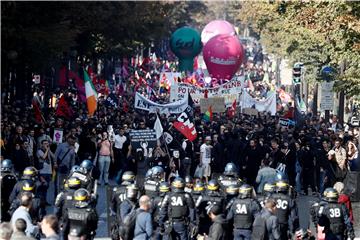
[93,179,98,197]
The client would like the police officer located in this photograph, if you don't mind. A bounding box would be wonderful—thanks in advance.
[257,182,275,208]
[8,179,45,223]
[144,166,164,198]
[317,188,355,240]
[218,163,242,193]
[160,177,196,240]
[272,180,299,240]
[55,177,82,222]
[196,179,225,235]
[192,181,205,204]
[227,184,261,240]
[119,184,139,221]
[9,166,42,204]
[0,159,17,221]
[111,171,135,218]
[64,188,98,239]
[68,160,94,192]
[184,176,193,193]
[152,181,170,240]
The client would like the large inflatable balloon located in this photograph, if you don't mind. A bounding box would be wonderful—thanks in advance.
[203,34,244,80]
[170,27,202,72]
[201,20,236,45]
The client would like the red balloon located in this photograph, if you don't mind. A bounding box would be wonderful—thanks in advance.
[203,34,244,80]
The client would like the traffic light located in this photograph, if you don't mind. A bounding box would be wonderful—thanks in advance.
[293,62,303,85]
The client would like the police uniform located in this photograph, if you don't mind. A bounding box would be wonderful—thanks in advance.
[218,175,242,193]
[111,184,128,221]
[64,189,98,239]
[227,197,261,240]
[55,188,77,220]
[68,169,93,192]
[196,190,225,235]
[144,178,160,199]
[272,192,298,240]
[160,179,195,240]
[0,171,17,221]
[152,182,170,240]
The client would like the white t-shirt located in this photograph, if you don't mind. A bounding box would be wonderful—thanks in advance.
[200,143,212,165]
[114,134,127,149]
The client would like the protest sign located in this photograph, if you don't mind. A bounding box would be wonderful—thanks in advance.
[240,91,277,116]
[200,98,225,113]
[129,129,157,157]
[53,128,63,144]
[279,118,295,127]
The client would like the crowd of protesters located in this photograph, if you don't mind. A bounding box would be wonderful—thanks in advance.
[1,38,359,240]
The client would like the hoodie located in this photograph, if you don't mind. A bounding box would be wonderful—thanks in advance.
[207,214,228,240]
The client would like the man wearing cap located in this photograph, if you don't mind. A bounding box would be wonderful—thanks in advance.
[200,136,213,183]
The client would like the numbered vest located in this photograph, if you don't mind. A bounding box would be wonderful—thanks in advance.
[320,203,345,235]
[272,193,291,224]
[168,193,188,219]
[233,198,254,229]
[144,180,159,198]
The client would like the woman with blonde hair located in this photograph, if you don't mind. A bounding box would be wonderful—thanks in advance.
[333,182,354,223]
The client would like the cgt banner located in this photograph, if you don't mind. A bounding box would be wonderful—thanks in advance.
[171,76,244,107]
[134,92,188,115]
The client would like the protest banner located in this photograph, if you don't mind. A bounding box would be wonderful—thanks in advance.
[134,92,188,115]
[172,76,244,107]
[279,118,295,127]
[200,98,226,113]
[240,91,277,116]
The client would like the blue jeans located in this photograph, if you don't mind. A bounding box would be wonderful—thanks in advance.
[168,221,188,240]
[296,171,302,193]
[98,155,111,184]
[319,170,326,194]
[234,229,251,240]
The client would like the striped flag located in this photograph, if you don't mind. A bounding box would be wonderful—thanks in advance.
[203,106,213,122]
[84,69,97,116]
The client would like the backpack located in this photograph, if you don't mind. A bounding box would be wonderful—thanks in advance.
[119,203,140,240]
[251,214,268,240]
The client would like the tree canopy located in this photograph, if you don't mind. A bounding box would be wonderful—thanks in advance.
[237,1,360,96]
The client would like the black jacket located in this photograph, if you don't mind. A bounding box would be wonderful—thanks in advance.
[208,214,228,240]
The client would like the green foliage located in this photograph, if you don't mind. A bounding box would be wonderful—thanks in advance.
[237,1,360,96]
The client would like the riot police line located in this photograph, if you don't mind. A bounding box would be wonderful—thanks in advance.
[0,159,356,240]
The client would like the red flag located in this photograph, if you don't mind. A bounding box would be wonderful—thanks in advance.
[56,95,74,119]
[58,66,67,87]
[173,112,197,142]
[32,97,45,124]
[227,99,237,118]
[69,70,86,103]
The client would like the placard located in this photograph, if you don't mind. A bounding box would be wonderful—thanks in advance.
[53,128,63,144]
[129,129,157,150]
[200,98,226,113]
[242,108,259,116]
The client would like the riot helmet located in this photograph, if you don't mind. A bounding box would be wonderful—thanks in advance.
[126,184,139,200]
[23,166,38,179]
[171,177,185,192]
[1,159,13,172]
[122,171,135,183]
[67,177,81,190]
[151,166,164,180]
[275,180,290,193]
[22,179,35,192]
[74,188,90,208]
[193,182,205,193]
[207,179,220,191]
[224,163,238,177]
[239,184,252,199]
[263,182,275,195]
[70,165,80,174]
[79,160,93,174]
[159,181,170,193]
[323,187,339,202]
[225,184,239,196]
[145,168,153,179]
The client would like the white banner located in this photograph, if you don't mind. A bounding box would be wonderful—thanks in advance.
[171,76,244,107]
[134,92,188,115]
[240,91,277,116]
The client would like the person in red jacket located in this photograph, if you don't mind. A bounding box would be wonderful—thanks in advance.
[333,182,354,223]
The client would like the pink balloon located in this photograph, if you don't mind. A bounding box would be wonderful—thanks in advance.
[203,34,244,80]
[201,20,236,44]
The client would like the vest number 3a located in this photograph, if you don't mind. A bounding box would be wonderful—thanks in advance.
[329,208,341,218]
[171,196,183,206]
[235,204,248,214]
[276,200,288,210]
